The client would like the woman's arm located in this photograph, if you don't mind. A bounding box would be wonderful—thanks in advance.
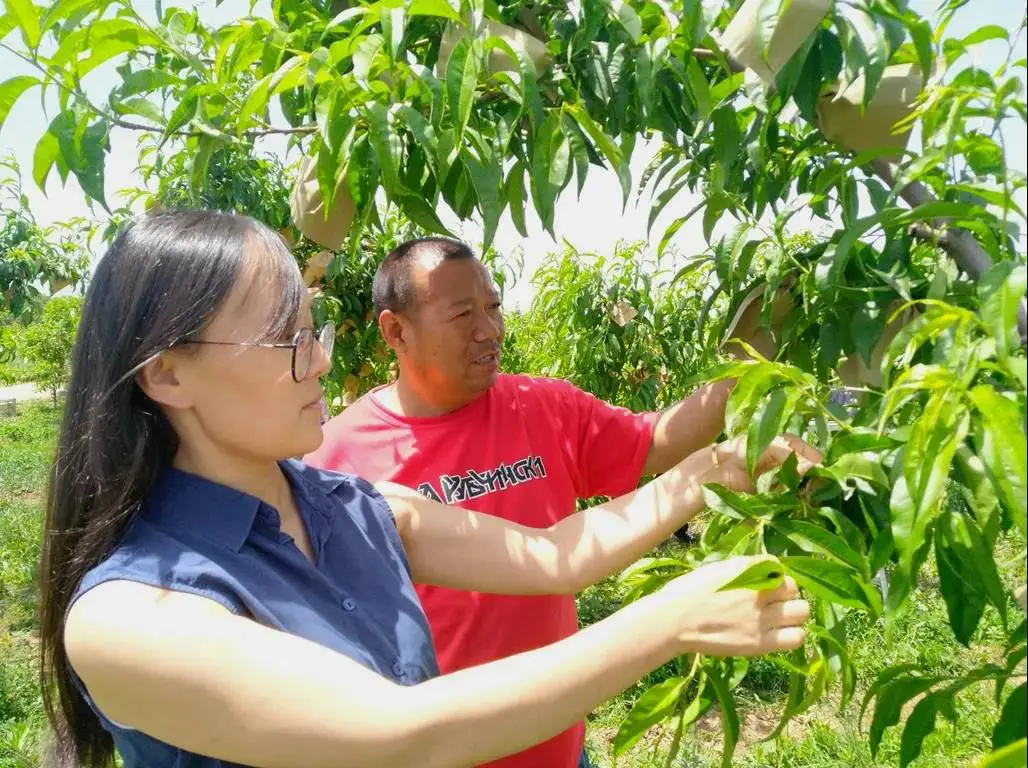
[384,435,819,595]
[65,557,807,768]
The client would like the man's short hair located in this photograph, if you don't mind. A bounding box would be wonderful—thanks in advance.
[372,236,476,318]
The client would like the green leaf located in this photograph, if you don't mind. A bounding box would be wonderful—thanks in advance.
[685,57,712,121]
[324,5,374,30]
[237,73,273,136]
[851,301,886,367]
[611,0,642,44]
[704,485,800,521]
[954,445,1002,544]
[190,136,218,198]
[114,97,165,126]
[51,19,160,77]
[962,25,1008,47]
[445,34,481,148]
[810,623,857,709]
[907,17,934,87]
[396,105,440,177]
[367,103,402,192]
[869,675,942,756]
[815,452,890,491]
[613,676,686,755]
[712,107,741,172]
[949,508,1007,627]
[710,73,744,107]
[746,387,799,476]
[32,124,59,191]
[396,191,448,235]
[814,214,889,296]
[54,113,109,211]
[0,76,39,139]
[680,678,717,729]
[892,201,983,226]
[565,103,623,170]
[993,683,1027,750]
[40,0,100,32]
[828,430,898,461]
[979,262,1027,361]
[530,113,565,234]
[892,394,970,574]
[768,647,809,738]
[381,5,406,62]
[900,691,948,768]
[6,0,40,48]
[781,556,880,614]
[464,148,503,248]
[408,0,461,21]
[705,663,740,768]
[970,386,1027,536]
[935,516,987,646]
[881,306,973,387]
[725,364,781,436]
[718,557,785,592]
[561,113,590,197]
[505,162,528,238]
[861,664,921,720]
[163,88,200,141]
[1010,620,1028,651]
[979,740,1028,768]
[773,520,867,575]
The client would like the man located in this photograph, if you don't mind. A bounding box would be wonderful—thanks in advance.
[305,237,768,768]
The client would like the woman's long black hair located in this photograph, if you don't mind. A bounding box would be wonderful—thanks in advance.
[38,209,304,766]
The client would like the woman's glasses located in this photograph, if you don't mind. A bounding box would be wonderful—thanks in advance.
[181,324,335,382]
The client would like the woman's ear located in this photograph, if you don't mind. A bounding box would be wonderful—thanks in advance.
[136,352,194,410]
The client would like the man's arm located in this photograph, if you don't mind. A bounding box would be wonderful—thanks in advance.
[642,379,734,476]
[643,284,790,476]
[381,436,818,595]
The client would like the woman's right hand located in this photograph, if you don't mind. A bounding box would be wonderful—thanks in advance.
[654,555,809,657]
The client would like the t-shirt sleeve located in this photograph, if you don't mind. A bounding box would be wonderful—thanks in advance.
[546,378,658,500]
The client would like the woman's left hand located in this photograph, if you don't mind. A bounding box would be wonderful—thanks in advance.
[707,434,822,493]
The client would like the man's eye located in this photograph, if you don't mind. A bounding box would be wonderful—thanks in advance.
[455,310,471,319]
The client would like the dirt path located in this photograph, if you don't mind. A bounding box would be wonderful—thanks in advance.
[0,382,49,402]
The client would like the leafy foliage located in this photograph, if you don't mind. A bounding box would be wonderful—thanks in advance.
[505,240,718,410]
[0,158,89,323]
[19,296,82,403]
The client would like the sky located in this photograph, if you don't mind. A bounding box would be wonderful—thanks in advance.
[1,0,1026,307]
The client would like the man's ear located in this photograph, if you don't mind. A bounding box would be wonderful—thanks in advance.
[378,310,408,354]
[135,352,194,411]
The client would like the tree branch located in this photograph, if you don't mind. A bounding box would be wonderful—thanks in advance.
[873,159,1028,345]
[697,35,1027,346]
[109,117,317,138]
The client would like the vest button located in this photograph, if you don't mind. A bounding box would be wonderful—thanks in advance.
[342,598,357,611]
[391,662,404,678]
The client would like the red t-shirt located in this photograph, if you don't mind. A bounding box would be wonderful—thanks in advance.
[305,373,657,768]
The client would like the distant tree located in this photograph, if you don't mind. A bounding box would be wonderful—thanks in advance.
[20,297,82,405]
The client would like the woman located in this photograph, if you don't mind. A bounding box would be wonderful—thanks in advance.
[40,210,817,768]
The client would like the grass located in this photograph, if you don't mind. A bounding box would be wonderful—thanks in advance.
[0,401,59,768]
[0,403,1022,768]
